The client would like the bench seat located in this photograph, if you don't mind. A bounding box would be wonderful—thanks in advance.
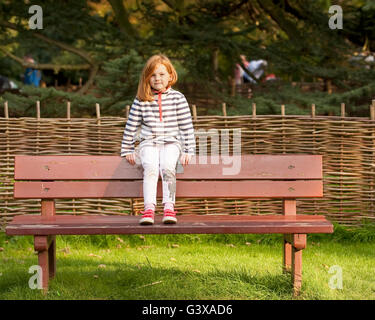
[6,214,333,236]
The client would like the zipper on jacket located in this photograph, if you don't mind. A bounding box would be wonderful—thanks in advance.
[153,86,170,122]
[158,92,162,122]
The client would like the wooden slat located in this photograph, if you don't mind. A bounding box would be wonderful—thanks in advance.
[5,214,334,236]
[14,155,322,180]
[14,155,143,180]
[8,214,330,224]
[14,180,323,199]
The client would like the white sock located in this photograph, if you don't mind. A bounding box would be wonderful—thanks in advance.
[164,202,174,211]
[144,203,155,211]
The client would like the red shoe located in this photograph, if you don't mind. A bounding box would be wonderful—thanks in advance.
[139,209,155,225]
[162,209,177,224]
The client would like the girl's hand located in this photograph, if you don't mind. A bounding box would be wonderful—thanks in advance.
[125,153,136,165]
[180,153,193,166]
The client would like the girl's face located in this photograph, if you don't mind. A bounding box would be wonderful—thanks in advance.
[149,64,172,92]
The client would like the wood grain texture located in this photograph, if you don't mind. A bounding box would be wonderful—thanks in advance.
[14,180,323,199]
[14,155,323,180]
[6,214,333,236]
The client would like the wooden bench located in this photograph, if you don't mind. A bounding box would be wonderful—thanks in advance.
[5,154,333,296]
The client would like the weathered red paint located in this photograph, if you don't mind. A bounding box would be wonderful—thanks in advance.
[14,155,322,180]
[6,214,333,236]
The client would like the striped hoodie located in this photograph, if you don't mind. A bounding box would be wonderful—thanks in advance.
[121,87,196,156]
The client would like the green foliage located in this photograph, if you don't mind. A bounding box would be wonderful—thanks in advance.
[94,49,145,114]
[322,221,375,243]
[218,80,375,117]
[0,86,107,117]
[1,0,375,117]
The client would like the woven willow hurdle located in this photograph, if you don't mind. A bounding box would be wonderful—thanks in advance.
[1,100,375,230]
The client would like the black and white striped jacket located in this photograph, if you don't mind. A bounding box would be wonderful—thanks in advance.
[121,87,196,156]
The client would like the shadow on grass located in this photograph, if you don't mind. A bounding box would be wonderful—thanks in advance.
[0,256,307,300]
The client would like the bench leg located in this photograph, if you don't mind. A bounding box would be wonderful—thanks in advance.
[48,236,56,278]
[283,235,292,273]
[34,235,56,293]
[291,234,306,296]
[292,246,302,296]
[34,236,49,293]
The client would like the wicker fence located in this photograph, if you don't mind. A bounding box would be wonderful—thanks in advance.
[1,100,375,230]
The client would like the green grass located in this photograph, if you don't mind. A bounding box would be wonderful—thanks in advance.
[0,225,374,300]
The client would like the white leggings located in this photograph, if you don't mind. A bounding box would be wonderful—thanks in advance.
[139,143,181,206]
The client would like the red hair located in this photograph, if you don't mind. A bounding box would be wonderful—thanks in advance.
[137,54,178,102]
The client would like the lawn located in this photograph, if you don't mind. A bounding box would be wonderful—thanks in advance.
[0,226,374,300]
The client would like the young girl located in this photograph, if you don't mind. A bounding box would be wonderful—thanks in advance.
[121,54,196,225]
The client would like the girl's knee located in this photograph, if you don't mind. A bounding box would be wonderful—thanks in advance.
[160,159,178,172]
[161,168,176,182]
[143,165,159,178]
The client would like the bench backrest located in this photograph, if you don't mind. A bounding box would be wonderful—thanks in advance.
[13,155,323,199]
